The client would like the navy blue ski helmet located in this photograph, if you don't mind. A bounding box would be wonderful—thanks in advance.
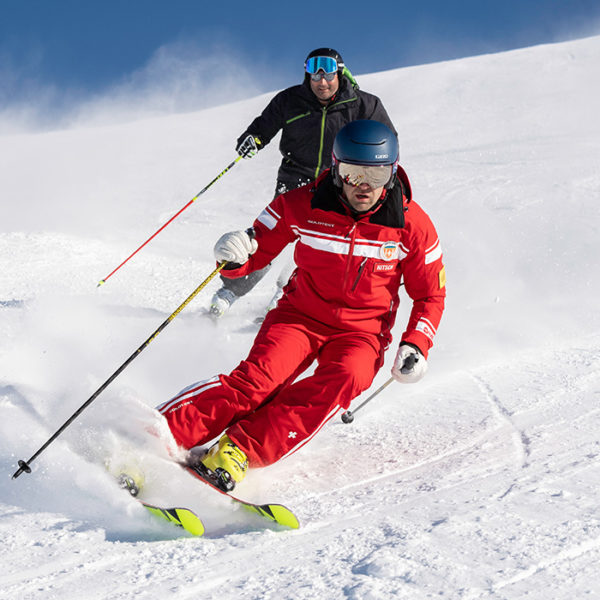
[332,120,399,189]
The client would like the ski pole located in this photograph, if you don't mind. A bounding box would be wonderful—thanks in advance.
[12,262,228,479]
[340,354,418,423]
[97,156,242,287]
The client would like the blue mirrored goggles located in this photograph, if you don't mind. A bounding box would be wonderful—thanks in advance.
[305,56,338,75]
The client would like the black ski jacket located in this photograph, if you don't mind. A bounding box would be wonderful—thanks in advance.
[237,76,397,190]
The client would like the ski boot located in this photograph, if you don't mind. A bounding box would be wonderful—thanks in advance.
[106,458,145,497]
[117,473,142,497]
[200,435,248,492]
[209,287,238,318]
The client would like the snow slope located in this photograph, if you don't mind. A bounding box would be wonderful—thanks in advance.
[1,36,599,599]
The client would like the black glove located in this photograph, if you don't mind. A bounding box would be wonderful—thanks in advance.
[236,134,262,159]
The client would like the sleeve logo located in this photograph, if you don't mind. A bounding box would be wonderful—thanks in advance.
[438,266,446,289]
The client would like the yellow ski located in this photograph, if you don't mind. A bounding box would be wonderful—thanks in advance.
[142,502,205,536]
[183,463,299,530]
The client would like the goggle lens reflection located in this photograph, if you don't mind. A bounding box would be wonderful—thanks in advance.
[338,162,393,188]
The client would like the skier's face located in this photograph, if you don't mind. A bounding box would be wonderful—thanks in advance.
[310,72,339,104]
[342,182,384,213]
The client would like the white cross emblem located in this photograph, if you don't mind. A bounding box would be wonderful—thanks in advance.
[288,431,297,439]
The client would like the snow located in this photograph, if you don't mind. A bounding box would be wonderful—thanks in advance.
[1,36,600,599]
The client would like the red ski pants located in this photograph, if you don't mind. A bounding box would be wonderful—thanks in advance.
[157,301,385,467]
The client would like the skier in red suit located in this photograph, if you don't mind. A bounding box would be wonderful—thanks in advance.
[157,120,446,491]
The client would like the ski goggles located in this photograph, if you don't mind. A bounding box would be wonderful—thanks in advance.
[310,71,337,82]
[337,162,394,189]
[306,56,338,81]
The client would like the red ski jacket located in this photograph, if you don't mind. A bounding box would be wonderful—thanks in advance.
[223,169,446,357]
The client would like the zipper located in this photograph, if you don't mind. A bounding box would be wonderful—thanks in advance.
[330,97,357,109]
[314,107,328,179]
[351,257,368,291]
[313,98,357,179]
[383,297,396,332]
[312,97,358,178]
[342,223,358,291]
[285,111,310,124]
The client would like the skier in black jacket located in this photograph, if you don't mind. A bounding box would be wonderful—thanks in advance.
[210,48,397,318]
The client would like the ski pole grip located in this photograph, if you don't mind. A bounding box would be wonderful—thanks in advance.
[400,352,418,374]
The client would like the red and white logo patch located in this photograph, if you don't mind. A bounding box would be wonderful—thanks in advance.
[379,241,399,261]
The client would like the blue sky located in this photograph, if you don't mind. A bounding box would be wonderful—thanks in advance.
[1,0,599,128]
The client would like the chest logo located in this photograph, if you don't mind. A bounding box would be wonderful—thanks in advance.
[379,241,399,261]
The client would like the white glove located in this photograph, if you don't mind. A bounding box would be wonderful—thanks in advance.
[391,344,428,383]
[214,230,258,265]
[236,134,261,159]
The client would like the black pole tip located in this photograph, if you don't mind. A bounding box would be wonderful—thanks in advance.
[341,411,354,424]
[12,459,32,479]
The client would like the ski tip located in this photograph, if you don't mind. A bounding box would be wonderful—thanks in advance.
[142,503,205,537]
[97,279,105,287]
[269,504,300,529]
[248,503,300,530]
[174,508,206,536]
